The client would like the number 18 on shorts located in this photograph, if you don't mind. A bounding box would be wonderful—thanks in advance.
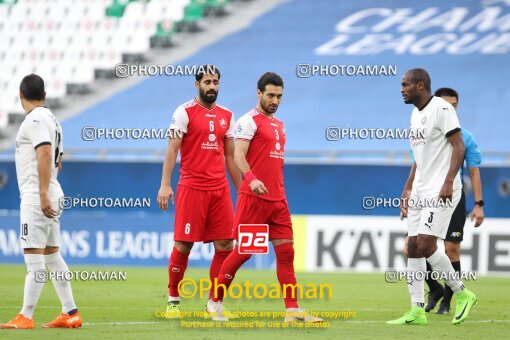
[238,224,269,254]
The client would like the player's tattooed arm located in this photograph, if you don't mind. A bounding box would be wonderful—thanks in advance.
[400,162,416,219]
[440,131,465,202]
[157,137,182,211]
[234,140,268,195]
[225,138,241,190]
[36,144,58,218]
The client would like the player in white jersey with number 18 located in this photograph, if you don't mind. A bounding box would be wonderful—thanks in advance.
[0,74,82,329]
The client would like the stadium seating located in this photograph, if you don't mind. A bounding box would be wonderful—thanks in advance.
[0,0,213,129]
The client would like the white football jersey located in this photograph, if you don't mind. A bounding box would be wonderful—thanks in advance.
[15,107,64,204]
[410,96,462,196]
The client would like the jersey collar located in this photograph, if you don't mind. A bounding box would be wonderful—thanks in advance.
[255,107,274,120]
[26,106,47,116]
[417,96,434,112]
[194,98,216,111]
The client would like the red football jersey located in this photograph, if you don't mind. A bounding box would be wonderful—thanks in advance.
[170,99,235,190]
[236,108,286,201]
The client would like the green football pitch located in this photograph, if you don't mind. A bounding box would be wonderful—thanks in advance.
[0,264,508,339]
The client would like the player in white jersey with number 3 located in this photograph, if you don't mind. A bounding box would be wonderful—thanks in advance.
[387,68,477,326]
[0,74,82,329]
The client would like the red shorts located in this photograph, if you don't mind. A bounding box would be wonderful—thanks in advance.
[174,184,234,243]
[232,193,293,240]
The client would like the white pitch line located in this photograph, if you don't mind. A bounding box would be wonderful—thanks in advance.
[2,306,161,310]
[85,321,167,326]
[82,320,510,326]
[344,320,510,324]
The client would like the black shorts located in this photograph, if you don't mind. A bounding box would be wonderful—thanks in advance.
[445,190,466,243]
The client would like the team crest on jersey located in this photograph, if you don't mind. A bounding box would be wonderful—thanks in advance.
[209,134,216,142]
[219,118,227,129]
[275,142,281,151]
[421,117,427,125]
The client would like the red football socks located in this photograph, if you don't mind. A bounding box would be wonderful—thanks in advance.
[168,247,190,298]
[212,249,252,301]
[275,242,299,308]
[209,249,232,300]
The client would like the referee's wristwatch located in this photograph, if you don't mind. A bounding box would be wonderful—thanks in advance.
[474,200,484,207]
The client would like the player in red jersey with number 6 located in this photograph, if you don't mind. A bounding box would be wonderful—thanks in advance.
[209,72,323,323]
[157,65,241,318]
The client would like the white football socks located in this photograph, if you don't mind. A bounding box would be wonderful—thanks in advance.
[44,252,77,313]
[407,257,426,307]
[20,254,46,319]
[427,248,464,293]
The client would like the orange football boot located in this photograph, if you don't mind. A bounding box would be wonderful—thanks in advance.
[43,311,82,328]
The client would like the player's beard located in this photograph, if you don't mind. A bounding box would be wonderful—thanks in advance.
[260,98,278,114]
[403,91,419,105]
[199,88,218,104]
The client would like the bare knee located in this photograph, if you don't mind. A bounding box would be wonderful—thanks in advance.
[407,236,419,258]
[445,241,460,262]
[416,235,437,258]
[213,239,233,251]
[271,239,293,247]
[44,246,59,255]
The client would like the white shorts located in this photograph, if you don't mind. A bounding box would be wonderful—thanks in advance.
[20,200,62,249]
[407,189,461,239]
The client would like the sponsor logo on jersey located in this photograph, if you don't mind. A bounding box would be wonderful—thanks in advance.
[201,141,219,150]
[270,150,284,159]
[219,118,227,129]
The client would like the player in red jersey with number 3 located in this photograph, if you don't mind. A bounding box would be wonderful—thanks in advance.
[157,65,241,318]
[208,72,323,323]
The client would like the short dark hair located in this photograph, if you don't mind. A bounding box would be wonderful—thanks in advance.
[195,64,220,82]
[406,68,431,92]
[434,87,458,100]
[20,74,46,101]
[257,72,284,92]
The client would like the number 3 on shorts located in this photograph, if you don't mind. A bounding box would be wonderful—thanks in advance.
[184,223,191,235]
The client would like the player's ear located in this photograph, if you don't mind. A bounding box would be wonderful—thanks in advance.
[257,89,262,98]
[195,80,200,90]
[417,81,424,92]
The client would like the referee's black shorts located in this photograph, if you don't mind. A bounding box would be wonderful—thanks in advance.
[445,190,466,243]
